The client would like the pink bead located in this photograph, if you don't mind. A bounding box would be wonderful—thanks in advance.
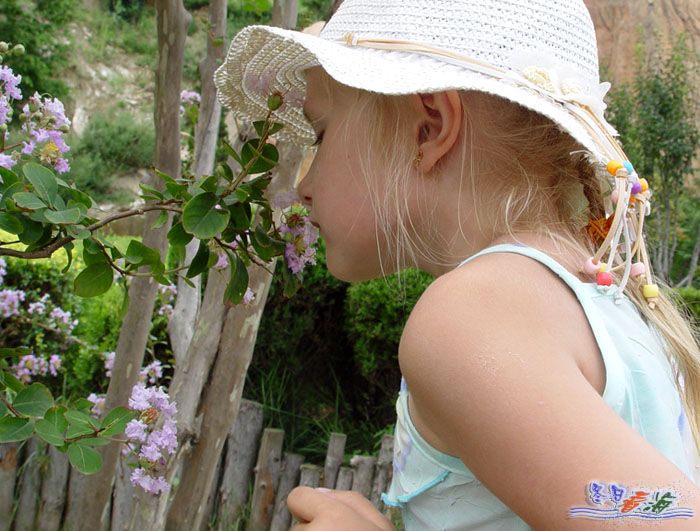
[596,271,614,286]
[584,257,600,275]
[630,262,646,277]
[631,181,642,194]
[611,189,619,203]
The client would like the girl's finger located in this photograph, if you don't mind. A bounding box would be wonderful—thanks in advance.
[317,489,393,529]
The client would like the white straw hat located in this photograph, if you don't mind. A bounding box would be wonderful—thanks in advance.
[215,0,623,164]
[214,0,660,303]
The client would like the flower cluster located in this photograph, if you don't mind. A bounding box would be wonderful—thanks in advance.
[179,90,200,116]
[19,92,71,173]
[281,212,319,274]
[0,288,25,318]
[0,258,6,285]
[87,393,105,418]
[12,353,61,383]
[157,284,177,317]
[124,383,178,494]
[139,360,163,384]
[104,351,115,378]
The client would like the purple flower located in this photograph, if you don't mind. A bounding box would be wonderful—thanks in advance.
[180,90,201,105]
[243,288,255,305]
[125,419,148,442]
[270,189,300,210]
[0,153,16,170]
[139,360,163,384]
[48,354,61,376]
[157,304,173,316]
[139,441,162,462]
[0,65,22,100]
[159,284,177,302]
[214,253,229,269]
[87,393,105,418]
[0,289,25,317]
[130,468,169,495]
[0,258,6,286]
[104,351,115,378]
[128,383,153,411]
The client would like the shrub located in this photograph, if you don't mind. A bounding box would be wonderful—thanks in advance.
[65,111,155,201]
[0,0,75,99]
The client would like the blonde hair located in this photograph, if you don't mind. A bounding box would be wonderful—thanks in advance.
[317,71,700,456]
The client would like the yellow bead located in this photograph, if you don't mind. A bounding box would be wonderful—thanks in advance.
[607,159,624,176]
[639,178,649,192]
[643,284,659,298]
[598,262,607,273]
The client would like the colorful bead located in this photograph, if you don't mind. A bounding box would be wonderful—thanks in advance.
[611,189,619,203]
[596,271,614,286]
[639,178,649,192]
[607,159,624,176]
[630,181,642,194]
[643,284,659,298]
[598,262,608,273]
[630,262,646,277]
[623,161,634,174]
[583,257,600,275]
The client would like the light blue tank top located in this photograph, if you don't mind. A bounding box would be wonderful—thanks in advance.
[382,244,699,530]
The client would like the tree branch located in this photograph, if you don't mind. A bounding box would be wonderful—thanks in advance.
[0,203,183,260]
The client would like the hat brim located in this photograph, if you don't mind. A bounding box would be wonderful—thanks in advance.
[215,24,607,161]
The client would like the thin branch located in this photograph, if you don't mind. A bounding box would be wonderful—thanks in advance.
[0,392,25,419]
[0,203,183,260]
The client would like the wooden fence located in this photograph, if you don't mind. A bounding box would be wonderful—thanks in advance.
[0,400,395,531]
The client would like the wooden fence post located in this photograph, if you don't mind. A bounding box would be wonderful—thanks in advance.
[247,428,285,531]
[216,399,265,529]
[14,437,40,531]
[335,466,354,491]
[269,452,305,531]
[37,443,70,531]
[0,442,20,528]
[370,434,394,507]
[322,433,346,488]
[298,464,321,488]
[350,455,376,498]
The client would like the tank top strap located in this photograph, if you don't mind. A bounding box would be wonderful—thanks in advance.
[458,243,627,411]
[458,243,588,295]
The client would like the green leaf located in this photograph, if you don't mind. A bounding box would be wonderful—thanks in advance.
[69,188,94,209]
[182,192,230,240]
[0,372,24,393]
[44,406,68,433]
[151,209,169,229]
[224,253,249,305]
[198,175,218,194]
[0,397,7,419]
[139,184,164,200]
[0,417,34,442]
[65,410,98,429]
[18,217,44,245]
[74,263,114,298]
[240,139,279,174]
[100,407,135,437]
[13,192,46,210]
[65,424,94,438]
[76,437,110,446]
[186,239,210,278]
[124,240,165,275]
[44,207,81,225]
[228,202,252,231]
[0,167,18,188]
[165,181,188,199]
[67,443,102,475]
[252,121,284,137]
[167,221,193,247]
[72,398,94,414]
[222,140,243,167]
[13,383,54,417]
[35,419,64,445]
[24,163,58,206]
[0,212,24,234]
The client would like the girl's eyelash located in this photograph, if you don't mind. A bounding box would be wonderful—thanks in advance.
[312,131,324,147]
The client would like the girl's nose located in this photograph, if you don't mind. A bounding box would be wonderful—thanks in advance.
[297,174,313,208]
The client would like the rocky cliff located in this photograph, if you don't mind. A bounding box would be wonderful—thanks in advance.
[584,0,700,81]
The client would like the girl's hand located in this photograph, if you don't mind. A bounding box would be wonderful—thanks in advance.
[288,486,394,530]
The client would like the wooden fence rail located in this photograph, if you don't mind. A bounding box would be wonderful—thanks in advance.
[0,400,395,531]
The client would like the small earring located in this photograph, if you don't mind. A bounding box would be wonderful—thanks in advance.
[413,149,423,168]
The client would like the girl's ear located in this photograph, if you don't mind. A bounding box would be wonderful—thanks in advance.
[411,91,463,172]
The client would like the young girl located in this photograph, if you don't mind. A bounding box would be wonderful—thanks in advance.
[215,0,700,528]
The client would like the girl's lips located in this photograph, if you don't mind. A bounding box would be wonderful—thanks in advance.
[309,220,320,229]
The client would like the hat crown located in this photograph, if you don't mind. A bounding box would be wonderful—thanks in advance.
[320,0,600,86]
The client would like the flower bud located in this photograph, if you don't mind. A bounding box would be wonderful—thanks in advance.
[12,44,25,55]
[0,42,8,53]
[267,91,283,111]
[48,115,57,124]
[29,101,40,113]
[140,407,160,425]
[59,124,70,133]
[0,124,7,133]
